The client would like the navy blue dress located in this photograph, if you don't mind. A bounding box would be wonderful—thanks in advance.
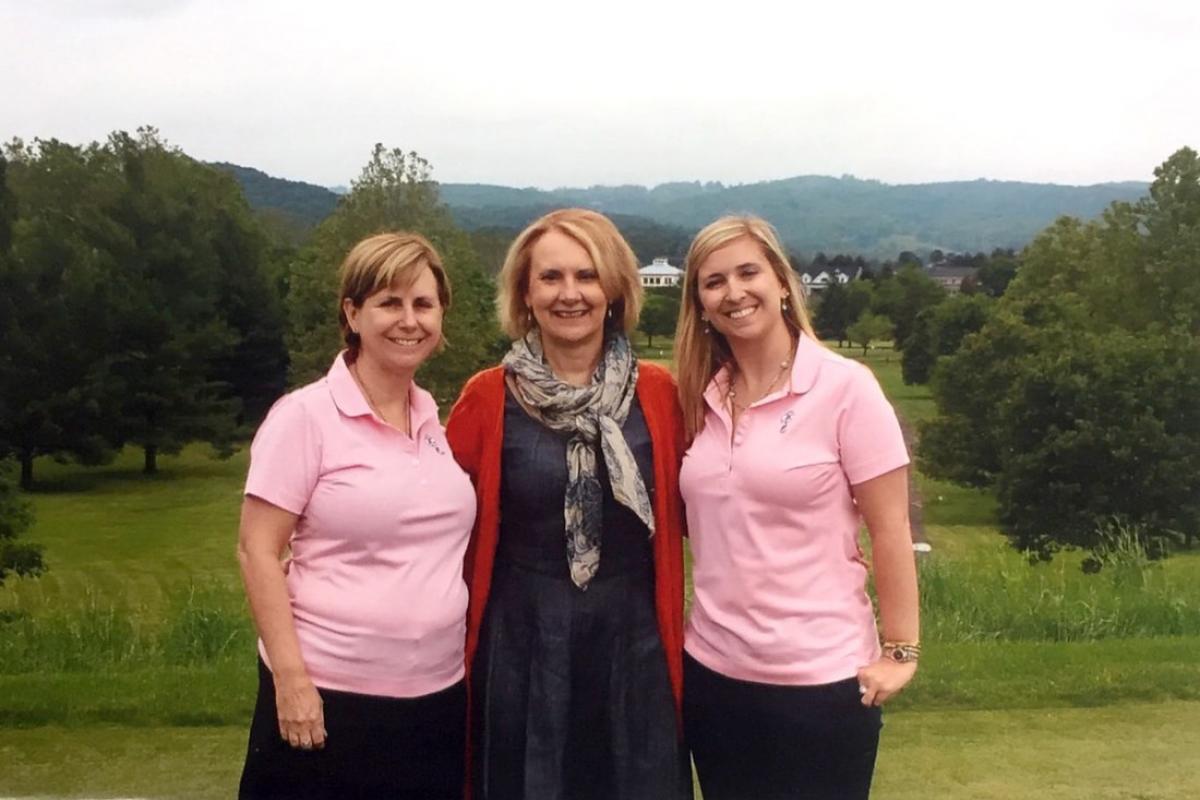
[470,390,690,800]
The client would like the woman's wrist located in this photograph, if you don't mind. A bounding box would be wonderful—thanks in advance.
[880,640,921,663]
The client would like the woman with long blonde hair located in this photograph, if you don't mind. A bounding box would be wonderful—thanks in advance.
[674,216,919,800]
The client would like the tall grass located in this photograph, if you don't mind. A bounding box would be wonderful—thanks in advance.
[919,551,1200,642]
[6,552,1198,677]
[0,582,253,673]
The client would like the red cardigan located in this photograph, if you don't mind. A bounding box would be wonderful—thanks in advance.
[445,362,687,719]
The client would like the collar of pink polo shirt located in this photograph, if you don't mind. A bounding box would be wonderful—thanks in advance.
[703,333,826,415]
[325,351,438,435]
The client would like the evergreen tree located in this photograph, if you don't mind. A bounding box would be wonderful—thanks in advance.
[0,139,123,487]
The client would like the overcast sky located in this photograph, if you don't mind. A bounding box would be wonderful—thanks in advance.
[2,0,1197,190]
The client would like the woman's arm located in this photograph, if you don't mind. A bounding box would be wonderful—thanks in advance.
[852,466,920,707]
[237,495,326,749]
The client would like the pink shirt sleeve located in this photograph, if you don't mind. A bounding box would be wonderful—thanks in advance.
[244,393,322,515]
[837,363,910,485]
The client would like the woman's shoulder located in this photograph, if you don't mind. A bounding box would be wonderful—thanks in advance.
[793,338,881,398]
[636,360,676,392]
[260,376,332,426]
[456,366,507,404]
[446,366,507,441]
[635,362,684,430]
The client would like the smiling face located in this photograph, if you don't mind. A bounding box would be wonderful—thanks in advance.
[343,265,444,376]
[695,236,790,346]
[524,229,609,355]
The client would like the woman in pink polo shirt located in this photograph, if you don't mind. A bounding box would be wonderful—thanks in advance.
[674,216,920,800]
[236,233,476,799]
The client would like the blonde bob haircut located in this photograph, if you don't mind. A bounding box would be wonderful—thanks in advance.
[496,208,643,340]
[674,215,817,441]
[337,231,452,359]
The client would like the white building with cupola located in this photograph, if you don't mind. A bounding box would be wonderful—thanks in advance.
[639,257,684,288]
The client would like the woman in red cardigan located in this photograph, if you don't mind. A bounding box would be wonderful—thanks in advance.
[446,208,690,800]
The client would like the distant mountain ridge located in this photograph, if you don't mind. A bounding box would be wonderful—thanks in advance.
[214,161,1149,257]
[212,162,340,227]
[438,176,1150,257]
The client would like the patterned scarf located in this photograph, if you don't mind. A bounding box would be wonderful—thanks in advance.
[503,330,656,589]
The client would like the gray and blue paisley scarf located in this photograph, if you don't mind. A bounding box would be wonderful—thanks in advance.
[503,330,656,589]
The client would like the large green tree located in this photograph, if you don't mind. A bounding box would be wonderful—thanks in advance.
[103,129,283,473]
[2,130,287,480]
[901,293,993,385]
[285,145,500,405]
[870,265,945,348]
[921,148,1200,558]
[639,289,680,349]
[813,281,873,346]
[0,139,124,487]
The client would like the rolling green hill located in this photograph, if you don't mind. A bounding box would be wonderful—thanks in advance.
[216,162,1150,258]
[438,176,1150,257]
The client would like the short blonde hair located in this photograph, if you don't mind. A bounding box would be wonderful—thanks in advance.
[674,215,816,440]
[495,208,643,339]
[337,232,451,358]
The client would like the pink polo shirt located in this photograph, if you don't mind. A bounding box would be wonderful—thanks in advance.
[680,334,909,686]
[245,353,476,698]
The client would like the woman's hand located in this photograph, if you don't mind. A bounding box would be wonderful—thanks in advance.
[856,658,917,707]
[274,672,326,750]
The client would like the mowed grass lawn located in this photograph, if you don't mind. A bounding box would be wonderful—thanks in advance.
[2,352,1199,798]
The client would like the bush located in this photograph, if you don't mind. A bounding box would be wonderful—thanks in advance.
[0,461,43,585]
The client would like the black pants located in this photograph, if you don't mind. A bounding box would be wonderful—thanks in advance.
[683,652,882,800]
[239,658,466,800]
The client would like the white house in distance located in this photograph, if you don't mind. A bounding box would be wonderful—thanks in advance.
[639,257,683,288]
[798,267,854,294]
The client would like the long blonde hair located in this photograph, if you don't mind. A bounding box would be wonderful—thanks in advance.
[674,215,816,440]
